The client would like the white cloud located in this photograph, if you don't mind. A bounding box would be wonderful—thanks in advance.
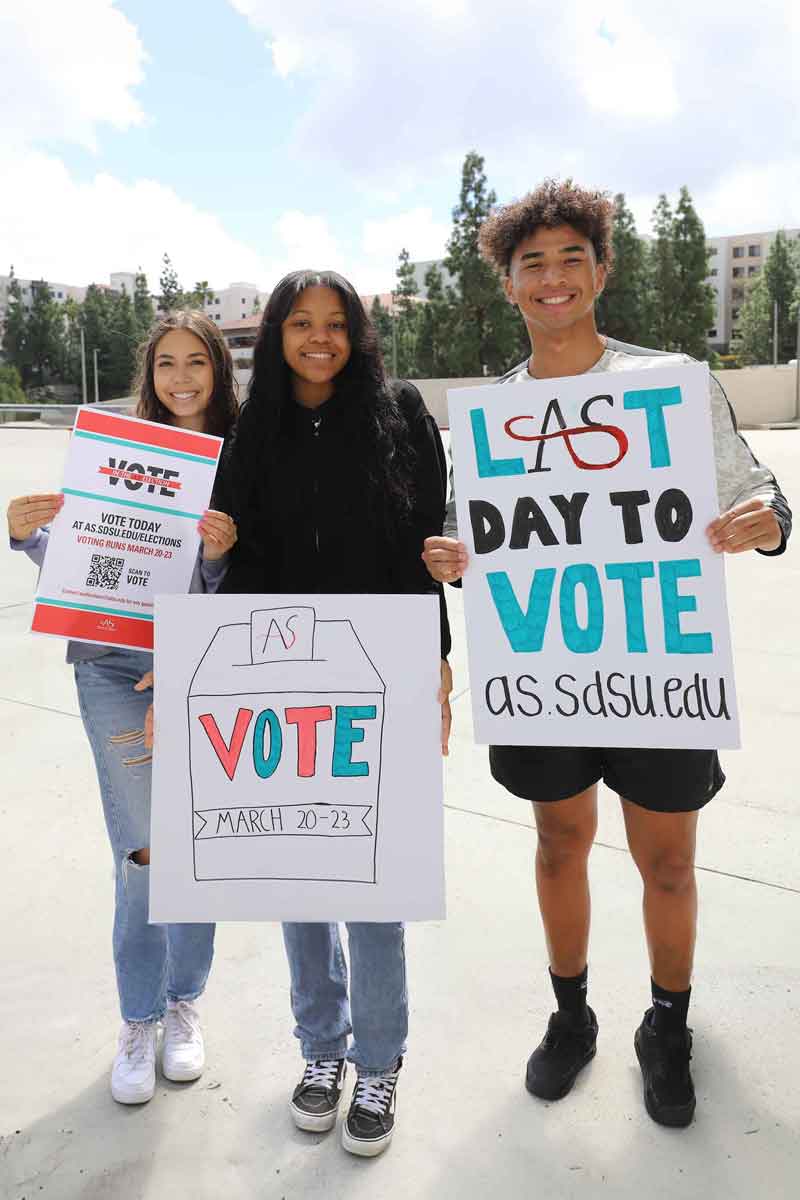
[0,148,268,288]
[363,209,449,262]
[229,0,800,234]
[0,1,145,152]
[273,212,343,270]
[0,148,407,297]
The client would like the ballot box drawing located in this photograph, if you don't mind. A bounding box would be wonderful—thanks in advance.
[187,606,386,883]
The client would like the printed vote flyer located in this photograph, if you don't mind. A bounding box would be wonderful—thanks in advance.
[31,408,223,651]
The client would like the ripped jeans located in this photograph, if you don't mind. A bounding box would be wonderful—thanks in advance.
[75,649,215,1023]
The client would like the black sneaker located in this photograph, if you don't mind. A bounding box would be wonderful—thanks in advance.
[341,1058,401,1157]
[290,1059,347,1132]
[525,1008,598,1100]
[634,1008,695,1127]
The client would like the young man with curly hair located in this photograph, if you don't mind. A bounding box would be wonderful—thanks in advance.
[423,179,791,1127]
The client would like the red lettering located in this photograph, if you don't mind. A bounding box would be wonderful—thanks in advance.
[198,709,254,781]
[285,706,333,778]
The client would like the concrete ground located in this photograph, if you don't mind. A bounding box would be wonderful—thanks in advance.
[1,425,798,1200]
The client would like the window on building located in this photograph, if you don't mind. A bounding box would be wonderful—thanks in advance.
[57,291,63,298]
[748,266,759,276]
[748,245,760,256]
[731,307,740,320]
[708,329,717,338]
[732,246,745,258]
[709,268,718,277]
[708,246,718,255]
[732,267,745,278]
[732,288,744,302]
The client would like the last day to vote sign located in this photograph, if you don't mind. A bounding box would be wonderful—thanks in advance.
[448,363,740,749]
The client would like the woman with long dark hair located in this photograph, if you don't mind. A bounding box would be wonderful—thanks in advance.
[218,269,451,1157]
[7,311,239,1105]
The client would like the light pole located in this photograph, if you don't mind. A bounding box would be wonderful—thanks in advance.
[391,308,398,378]
[93,348,100,404]
[794,302,800,423]
[80,327,87,404]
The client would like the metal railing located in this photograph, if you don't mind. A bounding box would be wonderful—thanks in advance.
[0,400,135,427]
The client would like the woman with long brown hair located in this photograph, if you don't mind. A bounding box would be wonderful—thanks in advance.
[7,311,238,1106]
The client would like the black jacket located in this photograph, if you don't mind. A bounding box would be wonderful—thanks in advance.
[218,380,451,656]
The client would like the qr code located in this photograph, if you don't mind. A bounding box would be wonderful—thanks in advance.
[86,554,124,591]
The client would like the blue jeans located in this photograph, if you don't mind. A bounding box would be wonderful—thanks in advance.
[282,923,407,1076]
[75,649,215,1023]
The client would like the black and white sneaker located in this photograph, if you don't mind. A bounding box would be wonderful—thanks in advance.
[635,1009,696,1128]
[342,1059,401,1157]
[290,1059,347,1132]
[525,1008,598,1100]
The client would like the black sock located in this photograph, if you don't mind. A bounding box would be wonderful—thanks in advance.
[651,979,691,1036]
[550,966,589,1024]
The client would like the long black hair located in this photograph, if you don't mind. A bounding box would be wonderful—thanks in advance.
[226,269,415,531]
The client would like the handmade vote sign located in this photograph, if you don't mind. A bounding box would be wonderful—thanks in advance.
[448,363,740,749]
[149,594,444,921]
[31,408,222,650]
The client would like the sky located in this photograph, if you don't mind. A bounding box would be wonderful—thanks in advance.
[0,0,798,295]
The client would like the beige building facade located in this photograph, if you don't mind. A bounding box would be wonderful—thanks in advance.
[706,229,800,353]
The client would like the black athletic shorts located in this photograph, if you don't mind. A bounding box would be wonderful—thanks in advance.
[488,745,725,813]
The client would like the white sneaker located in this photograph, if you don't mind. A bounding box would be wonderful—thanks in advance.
[111,1021,157,1105]
[162,999,205,1082]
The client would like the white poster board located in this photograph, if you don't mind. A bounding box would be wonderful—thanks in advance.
[150,594,444,921]
[32,408,222,650]
[448,363,740,749]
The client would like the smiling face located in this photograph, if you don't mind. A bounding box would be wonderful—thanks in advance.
[281,285,352,406]
[152,328,215,431]
[504,223,607,337]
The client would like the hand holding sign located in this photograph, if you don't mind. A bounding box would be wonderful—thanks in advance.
[7,492,64,541]
[422,536,469,583]
[198,510,238,560]
[707,498,782,555]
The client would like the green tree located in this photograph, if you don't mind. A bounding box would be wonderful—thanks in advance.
[595,194,651,344]
[370,296,394,369]
[671,186,715,359]
[392,248,421,377]
[764,230,798,362]
[26,280,64,384]
[648,194,680,351]
[416,263,457,378]
[0,363,26,404]
[133,270,155,339]
[185,279,213,310]
[2,268,31,383]
[59,297,84,388]
[733,272,774,365]
[159,253,184,312]
[81,284,112,401]
[104,290,140,397]
[443,151,524,376]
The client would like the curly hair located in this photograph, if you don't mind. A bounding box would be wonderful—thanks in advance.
[134,310,239,438]
[224,269,416,539]
[479,179,615,275]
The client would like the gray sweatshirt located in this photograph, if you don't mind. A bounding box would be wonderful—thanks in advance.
[444,347,791,554]
[10,528,228,663]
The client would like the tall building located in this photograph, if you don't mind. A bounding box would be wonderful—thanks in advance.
[0,274,88,326]
[188,282,269,324]
[706,229,800,352]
